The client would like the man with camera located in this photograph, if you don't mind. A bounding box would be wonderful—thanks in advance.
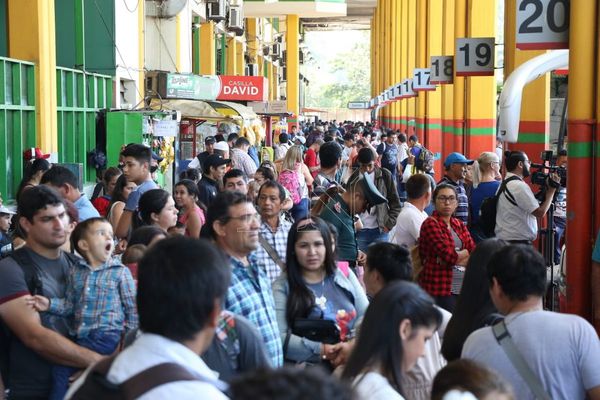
[495,151,560,244]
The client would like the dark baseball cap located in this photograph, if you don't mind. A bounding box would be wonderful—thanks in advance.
[205,154,231,169]
[205,136,216,145]
[151,152,164,162]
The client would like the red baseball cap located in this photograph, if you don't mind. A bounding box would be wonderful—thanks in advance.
[23,148,51,161]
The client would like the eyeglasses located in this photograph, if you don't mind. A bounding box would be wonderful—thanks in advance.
[224,213,261,224]
[436,196,457,203]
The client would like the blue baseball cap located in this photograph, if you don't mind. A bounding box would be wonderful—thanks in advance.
[444,152,474,167]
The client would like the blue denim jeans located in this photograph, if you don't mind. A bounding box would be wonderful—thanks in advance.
[356,228,389,253]
[49,330,121,400]
[554,216,566,265]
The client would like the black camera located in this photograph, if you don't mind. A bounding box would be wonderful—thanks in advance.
[530,150,567,188]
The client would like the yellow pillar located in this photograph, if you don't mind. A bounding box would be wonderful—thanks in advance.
[382,0,392,125]
[226,37,237,76]
[138,0,145,103]
[407,0,417,134]
[453,0,466,153]
[416,0,427,141]
[236,40,245,76]
[441,0,456,155]
[464,0,496,158]
[175,14,181,71]
[247,18,259,65]
[286,15,300,117]
[503,0,550,158]
[565,0,597,320]
[8,0,58,154]
[427,0,443,179]
[200,22,216,75]
[374,2,381,98]
[371,16,377,97]
[378,0,390,123]
[390,0,400,129]
[400,0,408,130]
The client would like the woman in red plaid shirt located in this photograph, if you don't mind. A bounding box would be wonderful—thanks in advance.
[418,184,475,312]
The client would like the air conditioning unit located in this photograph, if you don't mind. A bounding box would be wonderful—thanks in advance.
[246,63,259,76]
[207,0,226,22]
[281,67,287,82]
[271,43,281,61]
[262,46,270,57]
[299,51,304,64]
[227,6,244,35]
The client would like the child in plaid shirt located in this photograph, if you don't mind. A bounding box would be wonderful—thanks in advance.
[28,217,138,400]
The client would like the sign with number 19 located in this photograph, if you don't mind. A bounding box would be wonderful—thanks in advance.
[455,38,495,77]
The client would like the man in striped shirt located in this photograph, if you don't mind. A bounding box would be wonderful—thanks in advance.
[206,191,283,367]
[438,152,474,225]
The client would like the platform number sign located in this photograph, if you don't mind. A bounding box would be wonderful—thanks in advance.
[413,69,436,91]
[455,38,495,76]
[430,56,454,84]
[401,79,416,98]
[516,0,569,49]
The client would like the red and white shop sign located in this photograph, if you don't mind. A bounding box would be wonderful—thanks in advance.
[217,76,268,102]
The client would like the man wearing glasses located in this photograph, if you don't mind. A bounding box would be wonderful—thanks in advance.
[495,151,559,244]
[204,191,283,367]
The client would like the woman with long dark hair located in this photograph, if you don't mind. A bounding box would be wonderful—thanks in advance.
[107,174,137,232]
[16,158,51,201]
[173,179,205,238]
[134,189,178,232]
[272,217,368,365]
[342,282,443,400]
[441,238,506,361]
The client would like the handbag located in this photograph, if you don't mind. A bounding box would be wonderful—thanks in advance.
[283,318,341,356]
[292,318,340,344]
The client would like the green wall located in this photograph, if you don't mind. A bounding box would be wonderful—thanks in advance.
[85,0,115,75]
[55,0,77,68]
[55,0,115,75]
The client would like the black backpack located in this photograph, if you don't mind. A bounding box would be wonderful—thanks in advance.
[478,176,521,237]
[0,248,80,388]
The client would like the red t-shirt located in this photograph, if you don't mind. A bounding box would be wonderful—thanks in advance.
[304,148,319,178]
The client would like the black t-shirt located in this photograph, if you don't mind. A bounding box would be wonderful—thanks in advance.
[0,248,72,397]
[201,313,270,382]
[197,176,219,208]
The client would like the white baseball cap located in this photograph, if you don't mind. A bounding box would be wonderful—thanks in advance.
[0,206,16,215]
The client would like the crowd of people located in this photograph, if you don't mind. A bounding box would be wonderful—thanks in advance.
[0,120,598,400]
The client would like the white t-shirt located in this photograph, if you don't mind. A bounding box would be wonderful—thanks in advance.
[462,310,600,400]
[353,371,405,400]
[67,333,228,400]
[494,172,539,241]
[391,202,428,248]
[359,172,379,229]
